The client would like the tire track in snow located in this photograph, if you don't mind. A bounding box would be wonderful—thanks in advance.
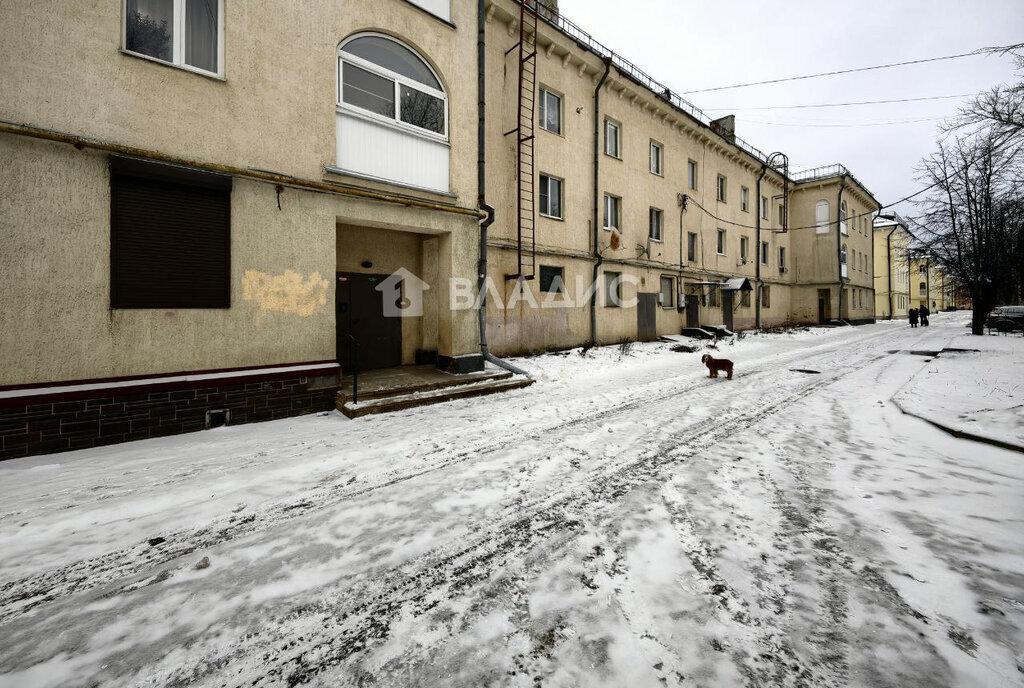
[0,326,910,624]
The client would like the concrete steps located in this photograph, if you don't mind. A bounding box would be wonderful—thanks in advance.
[338,375,534,418]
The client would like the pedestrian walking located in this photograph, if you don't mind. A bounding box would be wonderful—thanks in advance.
[919,305,930,327]
[908,308,918,328]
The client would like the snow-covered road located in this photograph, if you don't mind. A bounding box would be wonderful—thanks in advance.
[1,314,1022,687]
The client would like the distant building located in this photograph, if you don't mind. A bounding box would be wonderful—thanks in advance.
[873,214,914,319]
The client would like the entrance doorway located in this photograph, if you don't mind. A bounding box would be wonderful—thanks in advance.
[637,293,657,341]
[336,272,402,371]
[685,292,699,328]
[722,291,734,331]
[818,288,832,324]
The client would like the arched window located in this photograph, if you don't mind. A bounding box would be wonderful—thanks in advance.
[338,35,447,136]
[839,200,848,234]
[334,34,449,192]
[815,200,830,234]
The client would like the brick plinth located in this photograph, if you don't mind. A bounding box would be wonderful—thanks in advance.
[0,375,338,461]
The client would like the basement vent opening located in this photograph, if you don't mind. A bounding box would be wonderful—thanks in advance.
[205,409,229,429]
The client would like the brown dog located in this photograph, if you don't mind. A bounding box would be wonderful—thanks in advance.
[701,353,733,380]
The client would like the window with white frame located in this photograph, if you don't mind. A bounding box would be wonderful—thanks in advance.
[815,200,830,233]
[339,35,446,136]
[603,194,621,230]
[124,0,223,76]
[717,174,727,202]
[740,236,749,262]
[604,271,621,307]
[649,208,663,241]
[740,186,749,212]
[604,120,621,158]
[659,276,674,308]
[761,241,769,265]
[688,160,698,190]
[716,229,726,255]
[539,174,563,219]
[650,141,663,175]
[539,87,562,135]
[839,199,848,234]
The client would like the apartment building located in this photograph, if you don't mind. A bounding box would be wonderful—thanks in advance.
[910,257,954,312]
[873,214,914,320]
[0,0,484,459]
[481,0,880,355]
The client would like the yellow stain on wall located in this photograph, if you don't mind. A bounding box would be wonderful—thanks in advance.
[242,270,329,317]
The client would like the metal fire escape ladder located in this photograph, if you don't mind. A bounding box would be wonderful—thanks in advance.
[504,0,538,280]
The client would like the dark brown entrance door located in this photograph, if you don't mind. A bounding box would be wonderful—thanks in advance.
[637,293,657,341]
[722,291,734,330]
[336,272,403,371]
[685,293,699,328]
[818,288,832,324]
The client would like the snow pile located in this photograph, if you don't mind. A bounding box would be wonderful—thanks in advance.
[894,326,1024,449]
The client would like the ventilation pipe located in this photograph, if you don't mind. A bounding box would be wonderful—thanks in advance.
[755,163,767,329]
[590,56,614,347]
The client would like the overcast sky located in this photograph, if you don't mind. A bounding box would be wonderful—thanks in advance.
[557,0,1023,217]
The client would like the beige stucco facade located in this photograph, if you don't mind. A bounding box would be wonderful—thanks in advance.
[873,215,914,320]
[481,0,879,355]
[0,0,484,386]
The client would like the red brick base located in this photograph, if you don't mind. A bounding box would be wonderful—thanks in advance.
[0,374,338,461]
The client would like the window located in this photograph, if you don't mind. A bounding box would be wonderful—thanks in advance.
[716,229,726,255]
[919,264,927,276]
[740,186,749,212]
[778,246,787,272]
[761,241,769,265]
[740,236,749,262]
[539,265,564,293]
[539,88,562,134]
[708,287,720,307]
[649,208,663,241]
[124,0,223,75]
[761,285,771,308]
[920,282,927,296]
[339,35,446,136]
[839,199,848,234]
[741,290,751,307]
[659,276,674,308]
[815,200,830,233]
[603,194,621,230]
[778,204,785,225]
[110,156,230,308]
[761,195,769,220]
[717,174,727,202]
[604,120,620,158]
[688,160,698,190]
[649,141,663,175]
[604,271,621,307]
[539,174,563,219]
[687,232,698,262]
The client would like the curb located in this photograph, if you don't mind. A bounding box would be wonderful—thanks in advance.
[892,399,1024,455]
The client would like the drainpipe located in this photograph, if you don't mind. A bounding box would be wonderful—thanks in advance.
[477,0,528,377]
[885,223,897,319]
[755,164,767,329]
[590,57,613,347]
[836,176,847,323]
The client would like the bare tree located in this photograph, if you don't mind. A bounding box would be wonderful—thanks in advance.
[915,128,1024,334]
[948,47,1024,138]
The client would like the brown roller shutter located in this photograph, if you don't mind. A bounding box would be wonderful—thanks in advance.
[110,157,231,308]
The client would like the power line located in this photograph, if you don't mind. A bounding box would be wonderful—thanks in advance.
[680,129,1021,233]
[703,93,976,111]
[681,43,1024,95]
